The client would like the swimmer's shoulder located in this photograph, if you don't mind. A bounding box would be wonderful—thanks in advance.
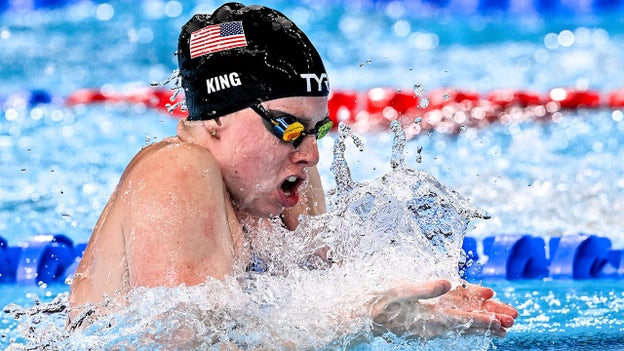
[135,136,217,161]
[122,137,222,182]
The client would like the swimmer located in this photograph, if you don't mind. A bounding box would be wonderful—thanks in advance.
[68,1,517,341]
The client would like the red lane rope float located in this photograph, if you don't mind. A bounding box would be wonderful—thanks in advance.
[608,89,624,108]
[548,88,601,109]
[65,87,188,118]
[327,87,622,137]
[65,89,122,105]
[63,86,623,135]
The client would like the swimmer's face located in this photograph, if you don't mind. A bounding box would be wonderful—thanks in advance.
[217,96,328,217]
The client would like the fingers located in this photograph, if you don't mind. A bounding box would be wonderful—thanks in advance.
[370,280,452,321]
[447,309,501,329]
[446,284,519,325]
[443,309,509,338]
[467,284,494,299]
[384,279,452,304]
[483,299,519,319]
[453,284,494,300]
[449,288,518,328]
[495,312,516,329]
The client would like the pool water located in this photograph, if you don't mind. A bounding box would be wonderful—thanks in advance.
[2,0,624,349]
[1,280,622,350]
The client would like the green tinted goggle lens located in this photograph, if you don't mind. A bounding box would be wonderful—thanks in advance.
[310,118,333,140]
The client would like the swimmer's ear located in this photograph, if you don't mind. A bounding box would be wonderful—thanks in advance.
[199,119,221,139]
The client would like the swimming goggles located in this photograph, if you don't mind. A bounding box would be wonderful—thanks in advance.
[250,103,333,148]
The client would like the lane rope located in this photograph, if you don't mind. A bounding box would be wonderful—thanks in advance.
[3,86,622,135]
[1,233,621,285]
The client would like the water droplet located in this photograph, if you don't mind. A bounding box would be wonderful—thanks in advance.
[413,83,425,97]
[419,97,430,108]
[390,120,406,170]
[416,145,423,164]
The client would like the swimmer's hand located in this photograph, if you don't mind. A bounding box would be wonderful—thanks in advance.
[370,280,518,340]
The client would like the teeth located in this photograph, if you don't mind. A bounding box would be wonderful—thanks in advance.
[287,176,297,183]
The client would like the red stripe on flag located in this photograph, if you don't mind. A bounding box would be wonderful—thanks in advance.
[189,22,247,59]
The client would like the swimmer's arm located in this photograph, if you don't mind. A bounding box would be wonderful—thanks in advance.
[281,166,327,230]
[123,145,234,288]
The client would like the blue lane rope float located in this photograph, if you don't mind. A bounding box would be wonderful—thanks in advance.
[14,234,77,285]
[0,237,20,284]
[0,234,83,285]
[548,234,614,279]
[0,234,622,285]
[462,233,624,281]
[477,234,549,280]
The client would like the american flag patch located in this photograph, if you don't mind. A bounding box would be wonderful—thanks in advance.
[189,21,247,59]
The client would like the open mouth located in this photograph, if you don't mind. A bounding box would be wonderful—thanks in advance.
[281,175,300,196]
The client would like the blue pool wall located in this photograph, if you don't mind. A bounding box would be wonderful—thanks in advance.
[1,233,622,285]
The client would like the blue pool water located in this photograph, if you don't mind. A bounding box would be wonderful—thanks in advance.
[1,280,623,349]
[2,0,624,349]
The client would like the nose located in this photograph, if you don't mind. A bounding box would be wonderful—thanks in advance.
[291,135,320,166]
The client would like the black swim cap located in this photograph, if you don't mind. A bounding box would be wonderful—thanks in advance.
[177,2,330,121]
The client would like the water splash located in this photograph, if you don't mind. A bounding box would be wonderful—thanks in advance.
[390,120,406,169]
[4,123,492,350]
[329,123,364,197]
[150,69,187,114]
